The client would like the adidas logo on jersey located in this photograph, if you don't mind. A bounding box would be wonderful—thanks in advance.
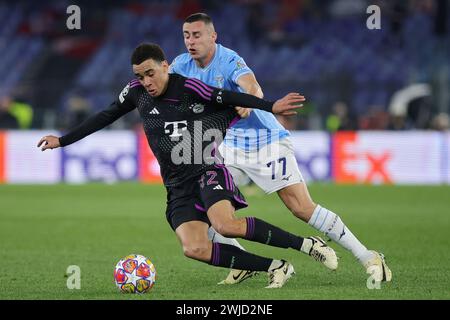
[149,108,160,115]
[213,185,223,190]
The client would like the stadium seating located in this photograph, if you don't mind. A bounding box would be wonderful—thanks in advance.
[0,1,448,129]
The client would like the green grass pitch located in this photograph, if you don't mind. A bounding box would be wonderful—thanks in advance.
[0,183,449,300]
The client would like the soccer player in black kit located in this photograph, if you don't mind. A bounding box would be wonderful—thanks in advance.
[38,43,328,288]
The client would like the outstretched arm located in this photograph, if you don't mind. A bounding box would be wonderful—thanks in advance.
[216,90,305,116]
[184,77,305,115]
[37,101,134,151]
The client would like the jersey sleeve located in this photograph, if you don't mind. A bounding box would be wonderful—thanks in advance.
[183,77,274,113]
[59,82,138,147]
[225,55,253,84]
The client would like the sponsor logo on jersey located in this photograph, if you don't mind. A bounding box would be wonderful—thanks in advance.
[164,121,188,138]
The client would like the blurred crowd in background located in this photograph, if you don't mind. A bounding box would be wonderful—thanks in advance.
[0,0,448,132]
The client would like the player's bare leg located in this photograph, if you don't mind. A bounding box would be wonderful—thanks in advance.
[278,182,392,282]
[276,182,315,222]
[205,201,260,284]
[205,189,256,284]
[175,220,212,262]
[206,200,248,237]
[175,220,294,288]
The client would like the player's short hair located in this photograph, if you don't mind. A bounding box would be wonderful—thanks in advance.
[184,12,214,26]
[131,43,166,65]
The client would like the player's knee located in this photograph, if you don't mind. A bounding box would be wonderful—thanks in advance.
[212,223,231,237]
[212,221,240,238]
[183,243,210,261]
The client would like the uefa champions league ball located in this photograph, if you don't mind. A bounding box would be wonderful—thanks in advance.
[114,254,156,293]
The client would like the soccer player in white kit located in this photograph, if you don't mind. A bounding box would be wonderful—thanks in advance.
[170,13,391,285]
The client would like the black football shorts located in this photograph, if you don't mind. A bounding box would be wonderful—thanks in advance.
[165,164,248,231]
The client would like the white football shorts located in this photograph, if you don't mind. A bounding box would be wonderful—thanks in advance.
[218,137,304,194]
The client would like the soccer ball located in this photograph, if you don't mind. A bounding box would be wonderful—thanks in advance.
[114,254,156,293]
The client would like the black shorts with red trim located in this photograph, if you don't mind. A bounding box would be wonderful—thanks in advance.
[165,164,248,231]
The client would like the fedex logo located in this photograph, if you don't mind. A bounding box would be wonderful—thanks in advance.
[332,132,394,184]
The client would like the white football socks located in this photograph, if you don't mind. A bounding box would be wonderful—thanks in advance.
[300,238,313,254]
[208,226,246,250]
[308,205,374,264]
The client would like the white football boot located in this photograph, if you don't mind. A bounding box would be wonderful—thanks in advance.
[307,236,339,270]
[265,260,295,289]
[217,269,259,285]
[364,250,392,282]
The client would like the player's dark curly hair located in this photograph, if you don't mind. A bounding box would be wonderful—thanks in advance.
[131,43,166,65]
